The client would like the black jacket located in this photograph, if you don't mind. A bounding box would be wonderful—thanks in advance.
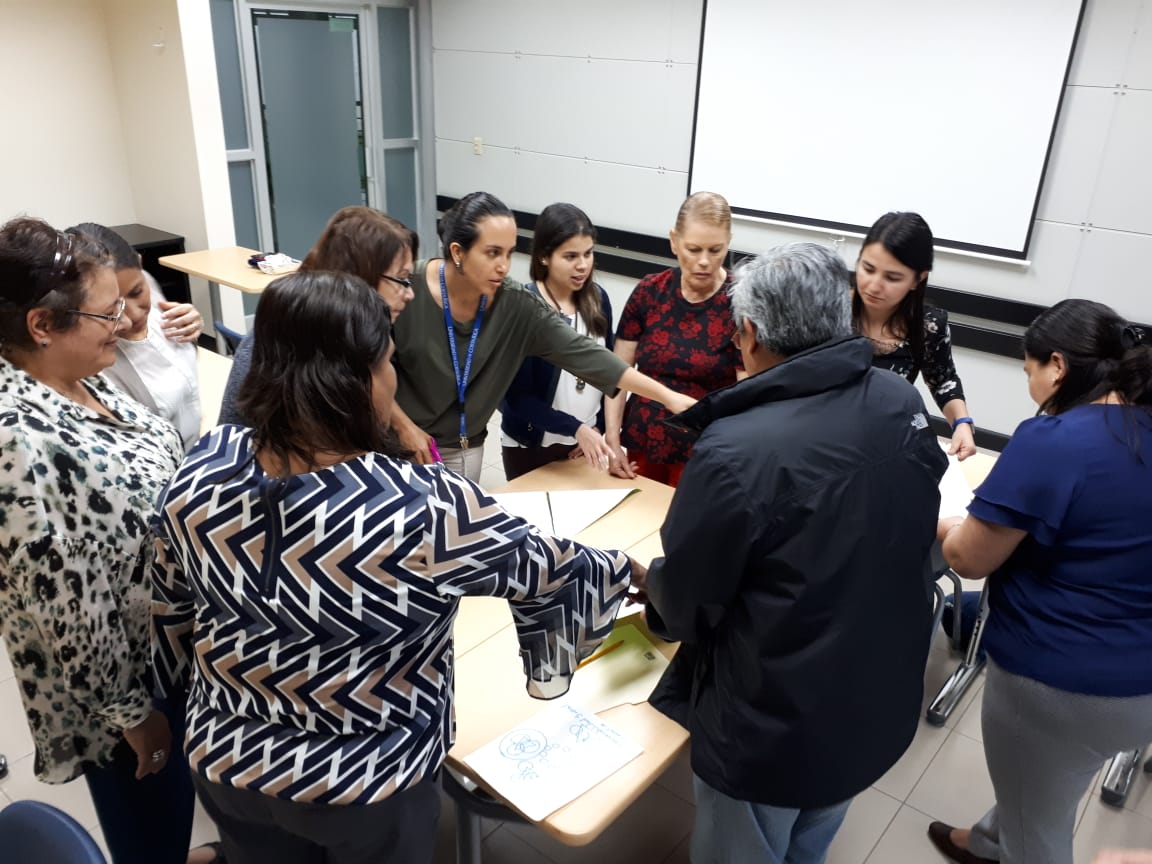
[646,336,948,808]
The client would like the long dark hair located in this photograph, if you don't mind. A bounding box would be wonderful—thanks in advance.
[439,192,514,258]
[853,212,933,364]
[237,270,403,470]
[0,217,111,352]
[528,203,607,339]
[300,207,418,289]
[1024,299,1152,416]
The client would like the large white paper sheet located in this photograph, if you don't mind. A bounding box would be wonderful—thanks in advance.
[464,702,643,821]
[938,452,975,518]
[490,488,637,538]
[549,488,636,538]
[491,491,553,534]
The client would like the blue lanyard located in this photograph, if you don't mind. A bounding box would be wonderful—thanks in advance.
[440,261,487,449]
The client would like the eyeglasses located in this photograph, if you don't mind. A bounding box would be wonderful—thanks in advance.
[69,297,126,329]
[380,274,412,291]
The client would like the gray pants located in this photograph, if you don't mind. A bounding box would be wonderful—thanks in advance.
[193,773,441,864]
[969,658,1152,864]
[438,444,486,483]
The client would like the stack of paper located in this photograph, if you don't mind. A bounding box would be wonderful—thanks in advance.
[464,702,643,821]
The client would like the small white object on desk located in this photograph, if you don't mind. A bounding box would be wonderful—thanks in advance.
[464,702,643,821]
[256,253,300,275]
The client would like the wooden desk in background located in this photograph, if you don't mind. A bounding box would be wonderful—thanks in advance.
[161,247,297,352]
[447,460,685,852]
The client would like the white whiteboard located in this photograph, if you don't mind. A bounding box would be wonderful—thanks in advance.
[690,0,1084,258]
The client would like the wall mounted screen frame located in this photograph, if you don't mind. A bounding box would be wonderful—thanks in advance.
[688,0,1086,259]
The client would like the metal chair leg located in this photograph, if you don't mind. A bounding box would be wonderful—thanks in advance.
[930,583,947,644]
[1101,747,1146,807]
[938,569,965,650]
[442,765,526,864]
[926,582,989,726]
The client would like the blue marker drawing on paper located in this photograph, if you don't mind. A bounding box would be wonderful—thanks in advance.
[499,729,548,761]
[465,702,644,821]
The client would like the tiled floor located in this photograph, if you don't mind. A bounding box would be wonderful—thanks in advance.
[2,420,1149,861]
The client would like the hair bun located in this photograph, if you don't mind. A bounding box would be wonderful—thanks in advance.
[1122,324,1146,351]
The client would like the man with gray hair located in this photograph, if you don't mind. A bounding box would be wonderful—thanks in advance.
[640,242,948,863]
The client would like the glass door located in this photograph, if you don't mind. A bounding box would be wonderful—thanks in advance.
[251,8,368,259]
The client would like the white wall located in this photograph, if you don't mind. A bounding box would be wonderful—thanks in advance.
[102,0,238,322]
[0,0,235,326]
[430,0,1152,441]
[0,0,137,226]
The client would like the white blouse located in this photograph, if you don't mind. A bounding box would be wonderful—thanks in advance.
[103,302,201,450]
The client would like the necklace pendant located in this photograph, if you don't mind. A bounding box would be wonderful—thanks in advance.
[460,435,469,450]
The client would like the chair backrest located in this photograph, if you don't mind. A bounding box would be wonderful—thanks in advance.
[213,319,245,355]
[0,800,106,864]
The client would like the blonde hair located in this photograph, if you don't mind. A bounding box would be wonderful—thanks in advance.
[674,191,732,235]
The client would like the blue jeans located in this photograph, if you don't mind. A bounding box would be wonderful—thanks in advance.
[691,773,851,864]
[82,698,195,864]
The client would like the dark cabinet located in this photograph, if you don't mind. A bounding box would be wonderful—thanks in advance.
[108,223,191,304]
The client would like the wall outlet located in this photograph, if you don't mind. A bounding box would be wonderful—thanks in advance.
[472,137,484,155]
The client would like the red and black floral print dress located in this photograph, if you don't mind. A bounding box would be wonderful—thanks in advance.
[616,268,743,466]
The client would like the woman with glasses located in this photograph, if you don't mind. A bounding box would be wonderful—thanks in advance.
[69,223,203,450]
[0,217,205,863]
[219,205,418,427]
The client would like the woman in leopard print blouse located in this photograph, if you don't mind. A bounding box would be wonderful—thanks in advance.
[0,218,195,863]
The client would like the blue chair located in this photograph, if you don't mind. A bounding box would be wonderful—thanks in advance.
[0,800,106,863]
[213,319,245,356]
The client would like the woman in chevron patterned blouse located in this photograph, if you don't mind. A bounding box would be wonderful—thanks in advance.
[151,270,639,864]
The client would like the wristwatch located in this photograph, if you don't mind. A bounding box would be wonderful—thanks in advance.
[952,416,975,431]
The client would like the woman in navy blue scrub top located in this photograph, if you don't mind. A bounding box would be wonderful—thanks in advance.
[929,300,1152,864]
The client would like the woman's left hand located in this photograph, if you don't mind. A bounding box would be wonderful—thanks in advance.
[574,424,613,472]
[948,422,977,461]
[158,300,203,344]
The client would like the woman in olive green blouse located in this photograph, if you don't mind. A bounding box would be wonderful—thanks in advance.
[390,192,695,482]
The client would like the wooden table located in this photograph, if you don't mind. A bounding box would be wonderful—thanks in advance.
[446,461,684,855]
[160,246,298,351]
[197,346,233,435]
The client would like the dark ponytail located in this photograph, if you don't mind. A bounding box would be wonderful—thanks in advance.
[1111,325,1152,408]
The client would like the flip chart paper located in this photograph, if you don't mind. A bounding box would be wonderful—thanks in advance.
[491,488,638,538]
[464,702,643,821]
